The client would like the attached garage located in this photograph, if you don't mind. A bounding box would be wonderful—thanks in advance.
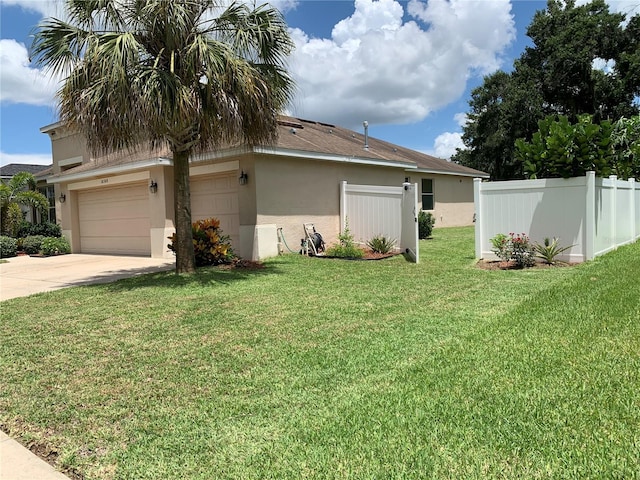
[78,182,151,255]
[190,172,240,247]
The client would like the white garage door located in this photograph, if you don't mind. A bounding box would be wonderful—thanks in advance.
[78,182,151,255]
[191,173,239,247]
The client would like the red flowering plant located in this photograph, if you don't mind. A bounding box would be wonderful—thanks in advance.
[508,232,535,268]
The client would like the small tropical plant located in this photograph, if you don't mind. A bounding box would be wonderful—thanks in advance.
[168,218,235,267]
[0,236,17,258]
[418,211,435,239]
[534,237,574,264]
[367,235,396,254]
[325,221,364,259]
[41,236,71,256]
[490,233,511,262]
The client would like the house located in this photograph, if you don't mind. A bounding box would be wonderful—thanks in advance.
[0,163,55,224]
[41,117,488,259]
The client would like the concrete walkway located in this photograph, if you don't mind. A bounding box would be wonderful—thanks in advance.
[0,253,175,479]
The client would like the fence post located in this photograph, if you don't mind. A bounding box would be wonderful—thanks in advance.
[340,181,347,232]
[474,178,483,259]
[630,178,636,242]
[610,175,618,250]
[585,171,595,261]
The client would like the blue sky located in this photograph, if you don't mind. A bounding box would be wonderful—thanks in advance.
[0,0,637,167]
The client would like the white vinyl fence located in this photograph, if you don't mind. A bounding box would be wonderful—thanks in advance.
[340,181,419,263]
[474,171,640,263]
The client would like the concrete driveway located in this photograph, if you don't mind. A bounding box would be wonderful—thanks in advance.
[0,254,175,301]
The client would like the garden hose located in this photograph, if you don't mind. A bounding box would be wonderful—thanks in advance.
[277,227,299,254]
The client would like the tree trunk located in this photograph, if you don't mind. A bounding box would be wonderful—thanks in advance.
[173,149,196,273]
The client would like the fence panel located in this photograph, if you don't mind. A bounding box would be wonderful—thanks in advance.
[475,172,639,263]
[340,182,418,263]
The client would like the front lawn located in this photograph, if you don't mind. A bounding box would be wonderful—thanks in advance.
[1,227,639,479]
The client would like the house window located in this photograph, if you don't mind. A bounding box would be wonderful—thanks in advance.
[421,179,434,210]
[38,185,56,222]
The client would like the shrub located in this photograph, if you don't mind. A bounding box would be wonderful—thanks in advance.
[0,236,17,258]
[325,221,364,259]
[490,232,535,268]
[17,221,62,238]
[534,237,574,264]
[41,237,71,256]
[509,233,535,268]
[22,235,46,255]
[490,233,511,262]
[367,235,396,254]
[418,211,435,239]
[167,218,235,267]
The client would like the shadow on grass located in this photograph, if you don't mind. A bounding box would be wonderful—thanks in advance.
[102,262,283,292]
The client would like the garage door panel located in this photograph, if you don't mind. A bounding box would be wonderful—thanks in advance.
[78,183,151,256]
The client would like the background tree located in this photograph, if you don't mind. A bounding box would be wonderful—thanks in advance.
[453,0,639,179]
[0,172,49,237]
[32,0,295,273]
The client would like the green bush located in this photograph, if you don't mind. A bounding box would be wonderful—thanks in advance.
[22,235,46,255]
[418,211,435,239]
[0,236,18,258]
[490,232,535,268]
[325,221,364,259]
[367,235,396,254]
[167,218,235,267]
[17,221,62,238]
[41,236,71,256]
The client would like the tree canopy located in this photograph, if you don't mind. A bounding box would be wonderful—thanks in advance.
[453,0,640,180]
[0,172,49,236]
[32,0,295,273]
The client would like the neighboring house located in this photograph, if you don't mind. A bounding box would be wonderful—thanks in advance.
[0,163,55,224]
[41,117,488,259]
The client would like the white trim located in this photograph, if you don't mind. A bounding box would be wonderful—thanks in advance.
[254,146,416,169]
[410,167,489,179]
[59,156,83,167]
[49,157,172,184]
[68,171,150,191]
[190,160,239,176]
[190,148,250,163]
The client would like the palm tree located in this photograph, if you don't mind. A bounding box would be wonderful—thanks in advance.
[0,172,49,237]
[31,0,295,273]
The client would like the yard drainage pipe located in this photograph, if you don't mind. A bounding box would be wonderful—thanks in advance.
[277,227,298,254]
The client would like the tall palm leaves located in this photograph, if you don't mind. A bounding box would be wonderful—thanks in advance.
[32,0,295,272]
[0,172,49,236]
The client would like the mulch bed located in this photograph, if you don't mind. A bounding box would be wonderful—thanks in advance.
[476,259,577,270]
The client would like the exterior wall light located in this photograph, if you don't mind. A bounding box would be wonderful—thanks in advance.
[149,180,158,194]
[59,193,66,203]
[238,170,248,185]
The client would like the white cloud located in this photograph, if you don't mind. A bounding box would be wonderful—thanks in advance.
[0,151,52,167]
[454,112,469,128]
[0,39,59,106]
[432,132,464,160]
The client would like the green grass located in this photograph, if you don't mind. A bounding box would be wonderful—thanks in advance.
[1,226,639,479]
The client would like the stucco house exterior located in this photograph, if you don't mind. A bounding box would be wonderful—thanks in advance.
[41,116,488,259]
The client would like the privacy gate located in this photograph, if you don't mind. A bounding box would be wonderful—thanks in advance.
[340,181,419,263]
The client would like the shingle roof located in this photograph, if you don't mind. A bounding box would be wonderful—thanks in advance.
[0,163,52,178]
[50,117,488,179]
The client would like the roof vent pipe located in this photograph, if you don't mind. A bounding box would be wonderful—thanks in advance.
[363,121,369,150]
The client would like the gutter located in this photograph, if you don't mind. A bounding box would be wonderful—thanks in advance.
[409,167,490,179]
[48,157,173,184]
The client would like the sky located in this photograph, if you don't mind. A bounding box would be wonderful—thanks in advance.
[1,0,638,167]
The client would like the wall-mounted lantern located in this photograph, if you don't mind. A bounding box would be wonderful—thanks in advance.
[149,180,158,194]
[58,193,66,203]
[238,170,248,186]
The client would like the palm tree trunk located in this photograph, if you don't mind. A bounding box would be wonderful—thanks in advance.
[173,149,196,273]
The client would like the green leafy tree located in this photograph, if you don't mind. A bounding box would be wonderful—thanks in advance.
[32,0,295,273]
[611,116,640,180]
[454,0,639,180]
[0,172,49,237]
